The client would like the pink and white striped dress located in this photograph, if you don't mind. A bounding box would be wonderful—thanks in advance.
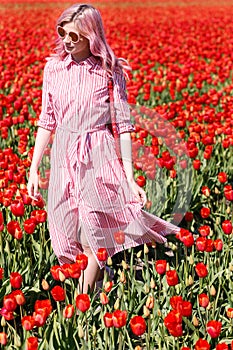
[38,54,179,267]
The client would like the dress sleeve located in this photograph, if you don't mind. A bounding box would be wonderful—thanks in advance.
[37,61,57,131]
[112,69,135,134]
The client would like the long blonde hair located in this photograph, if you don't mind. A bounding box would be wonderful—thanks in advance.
[54,3,131,76]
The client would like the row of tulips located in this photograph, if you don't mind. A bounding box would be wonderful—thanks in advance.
[1,1,233,349]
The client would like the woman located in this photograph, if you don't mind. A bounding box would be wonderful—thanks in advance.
[27,3,179,293]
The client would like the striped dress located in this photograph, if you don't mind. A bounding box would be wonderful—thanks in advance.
[38,54,179,267]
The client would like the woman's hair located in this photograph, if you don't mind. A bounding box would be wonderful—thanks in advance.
[54,3,131,76]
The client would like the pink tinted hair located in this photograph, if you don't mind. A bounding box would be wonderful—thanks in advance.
[53,3,131,76]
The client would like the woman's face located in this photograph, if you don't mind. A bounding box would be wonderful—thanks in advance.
[61,22,90,60]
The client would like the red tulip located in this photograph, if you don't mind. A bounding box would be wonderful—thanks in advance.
[205,239,214,252]
[164,310,183,337]
[0,211,4,231]
[195,262,208,278]
[196,237,207,251]
[23,218,36,234]
[170,296,183,311]
[0,332,7,346]
[100,292,109,305]
[216,344,229,350]
[3,295,17,312]
[97,248,108,262]
[113,230,125,244]
[218,172,227,183]
[0,307,14,321]
[0,268,4,280]
[22,315,35,331]
[103,312,113,327]
[33,309,48,327]
[201,186,210,197]
[51,286,66,302]
[184,212,193,222]
[214,239,223,251]
[200,207,210,219]
[194,339,210,350]
[198,293,209,308]
[67,262,81,279]
[63,304,75,319]
[7,221,23,240]
[176,228,194,247]
[76,294,90,313]
[112,310,127,328]
[181,301,192,317]
[50,265,65,281]
[26,337,38,350]
[11,290,26,306]
[206,320,222,338]
[130,315,146,336]
[136,175,146,187]
[76,254,88,270]
[10,199,25,217]
[166,270,179,286]
[10,272,23,289]
[226,307,233,318]
[193,159,201,170]
[104,281,113,293]
[155,260,167,274]
[198,225,210,237]
[34,299,52,318]
[221,220,232,235]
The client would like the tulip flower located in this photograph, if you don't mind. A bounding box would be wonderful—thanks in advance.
[218,172,227,183]
[97,248,108,262]
[10,272,23,289]
[23,218,36,234]
[112,310,127,328]
[11,290,26,306]
[67,263,81,279]
[198,225,210,237]
[104,281,113,293]
[22,316,35,331]
[136,175,146,187]
[76,254,88,270]
[166,270,179,286]
[63,304,75,319]
[76,294,90,313]
[113,230,125,244]
[130,315,146,336]
[26,337,38,350]
[194,339,210,350]
[213,239,223,251]
[195,262,208,278]
[51,286,66,302]
[100,292,109,305]
[0,268,4,280]
[155,260,167,274]
[34,299,52,318]
[221,220,232,235]
[226,307,233,318]
[103,312,113,328]
[0,333,7,346]
[206,320,222,338]
[198,293,209,308]
[216,344,229,350]
[200,207,210,219]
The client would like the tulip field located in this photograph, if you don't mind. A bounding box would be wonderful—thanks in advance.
[1,0,233,349]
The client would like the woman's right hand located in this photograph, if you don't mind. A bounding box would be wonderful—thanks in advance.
[27,169,40,201]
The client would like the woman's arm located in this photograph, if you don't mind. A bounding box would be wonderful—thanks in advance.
[27,127,52,200]
[119,132,147,206]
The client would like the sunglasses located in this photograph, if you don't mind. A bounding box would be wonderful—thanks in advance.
[57,26,81,43]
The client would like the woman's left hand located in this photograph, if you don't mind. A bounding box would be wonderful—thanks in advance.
[127,179,147,207]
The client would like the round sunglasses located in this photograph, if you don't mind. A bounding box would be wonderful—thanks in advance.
[57,26,81,44]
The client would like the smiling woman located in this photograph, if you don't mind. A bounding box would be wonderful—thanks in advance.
[27,3,180,295]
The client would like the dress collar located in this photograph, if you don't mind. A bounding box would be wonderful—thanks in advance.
[64,54,100,68]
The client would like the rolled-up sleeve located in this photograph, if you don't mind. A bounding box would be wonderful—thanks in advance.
[37,62,57,131]
[113,69,135,134]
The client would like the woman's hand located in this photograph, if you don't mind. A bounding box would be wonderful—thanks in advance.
[27,169,40,201]
[128,179,147,207]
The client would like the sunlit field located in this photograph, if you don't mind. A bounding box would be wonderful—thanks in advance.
[0,1,233,349]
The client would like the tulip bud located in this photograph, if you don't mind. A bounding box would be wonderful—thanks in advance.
[14,334,21,347]
[188,275,194,286]
[41,279,50,291]
[135,346,142,350]
[92,324,97,336]
[166,262,170,271]
[78,324,84,338]
[216,216,220,225]
[229,263,233,272]
[114,298,120,310]
[1,317,6,327]
[210,285,216,296]
[192,315,199,327]
[158,137,163,145]
[226,206,231,214]
[107,257,112,266]
[144,284,150,294]
[188,256,194,265]
[150,278,156,289]
[136,250,142,258]
[157,309,162,317]
[143,306,150,317]
[73,289,79,300]
[144,244,149,255]
[214,187,220,194]
[58,270,66,282]
[206,303,212,310]
[121,260,128,270]
[120,271,126,284]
